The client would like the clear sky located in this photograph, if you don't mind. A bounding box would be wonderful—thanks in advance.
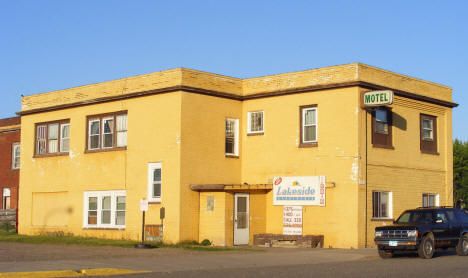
[1,1,467,139]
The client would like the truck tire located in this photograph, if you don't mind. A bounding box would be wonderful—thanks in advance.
[456,234,468,256]
[418,235,434,259]
[378,249,393,259]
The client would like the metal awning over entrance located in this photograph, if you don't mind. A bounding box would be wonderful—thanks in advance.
[190,184,273,191]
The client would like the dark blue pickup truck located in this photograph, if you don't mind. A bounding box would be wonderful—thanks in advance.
[374,207,468,259]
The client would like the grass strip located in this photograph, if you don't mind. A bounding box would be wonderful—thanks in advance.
[0,231,261,252]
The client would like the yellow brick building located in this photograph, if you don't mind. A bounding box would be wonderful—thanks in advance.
[17,63,456,248]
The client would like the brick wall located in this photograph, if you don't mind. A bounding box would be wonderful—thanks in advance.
[0,117,20,210]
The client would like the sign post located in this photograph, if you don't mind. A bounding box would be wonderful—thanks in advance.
[135,198,150,248]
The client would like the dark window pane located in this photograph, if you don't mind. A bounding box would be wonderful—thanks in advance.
[153,169,161,182]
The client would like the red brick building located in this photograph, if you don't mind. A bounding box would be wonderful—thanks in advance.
[0,117,20,210]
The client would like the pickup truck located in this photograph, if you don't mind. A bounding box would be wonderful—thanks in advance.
[374,207,468,259]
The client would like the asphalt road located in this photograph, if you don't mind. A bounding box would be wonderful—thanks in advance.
[1,242,468,278]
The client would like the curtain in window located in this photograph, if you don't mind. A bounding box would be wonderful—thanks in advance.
[36,125,47,154]
[116,115,127,147]
[103,119,114,148]
[48,124,59,153]
[89,120,100,149]
[303,109,317,142]
[61,125,70,152]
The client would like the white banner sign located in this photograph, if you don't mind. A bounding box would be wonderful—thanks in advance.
[283,206,302,235]
[273,176,326,206]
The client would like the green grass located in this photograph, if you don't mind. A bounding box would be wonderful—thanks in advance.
[0,231,261,252]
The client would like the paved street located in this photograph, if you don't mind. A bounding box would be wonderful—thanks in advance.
[1,242,468,277]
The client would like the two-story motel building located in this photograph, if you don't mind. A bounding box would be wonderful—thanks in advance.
[17,63,456,248]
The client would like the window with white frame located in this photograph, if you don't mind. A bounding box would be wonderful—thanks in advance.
[422,193,439,207]
[372,191,392,219]
[12,143,20,169]
[225,118,239,156]
[35,120,70,155]
[148,163,162,202]
[300,105,318,145]
[87,112,127,151]
[60,124,70,153]
[83,190,126,228]
[3,188,11,209]
[247,111,264,134]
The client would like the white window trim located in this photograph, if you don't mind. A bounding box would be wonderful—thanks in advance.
[247,111,264,134]
[373,191,393,219]
[225,118,239,156]
[12,143,20,170]
[88,119,101,150]
[422,119,434,140]
[60,124,70,153]
[148,162,162,203]
[83,190,126,229]
[301,107,318,143]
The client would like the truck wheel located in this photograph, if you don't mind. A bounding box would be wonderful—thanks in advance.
[378,249,393,259]
[456,234,468,256]
[418,235,434,259]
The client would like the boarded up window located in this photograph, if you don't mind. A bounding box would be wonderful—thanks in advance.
[32,192,70,227]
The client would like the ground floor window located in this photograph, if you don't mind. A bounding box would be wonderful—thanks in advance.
[422,193,439,207]
[83,190,126,229]
[372,191,392,219]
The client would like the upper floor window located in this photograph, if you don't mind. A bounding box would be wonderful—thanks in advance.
[12,143,20,169]
[35,120,70,156]
[420,114,437,154]
[299,105,318,147]
[247,111,264,134]
[225,118,239,157]
[148,162,162,202]
[372,108,393,149]
[87,112,127,152]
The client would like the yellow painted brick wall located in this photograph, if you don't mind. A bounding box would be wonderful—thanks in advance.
[241,87,361,248]
[19,92,183,242]
[179,92,242,243]
[249,192,267,244]
[360,94,452,247]
[199,192,227,246]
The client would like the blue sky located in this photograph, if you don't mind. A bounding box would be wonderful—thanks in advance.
[1,1,467,139]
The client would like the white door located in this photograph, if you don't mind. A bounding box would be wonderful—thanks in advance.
[234,193,249,245]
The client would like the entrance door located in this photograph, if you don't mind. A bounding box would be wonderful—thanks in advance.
[234,193,249,245]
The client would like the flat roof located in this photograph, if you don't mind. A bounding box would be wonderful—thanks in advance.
[18,63,456,115]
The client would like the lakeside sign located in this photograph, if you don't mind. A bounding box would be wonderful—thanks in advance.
[273,176,326,206]
[363,90,394,107]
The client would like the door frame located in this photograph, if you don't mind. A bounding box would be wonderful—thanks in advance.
[234,193,250,245]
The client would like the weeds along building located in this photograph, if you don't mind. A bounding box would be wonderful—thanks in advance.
[17,63,456,248]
